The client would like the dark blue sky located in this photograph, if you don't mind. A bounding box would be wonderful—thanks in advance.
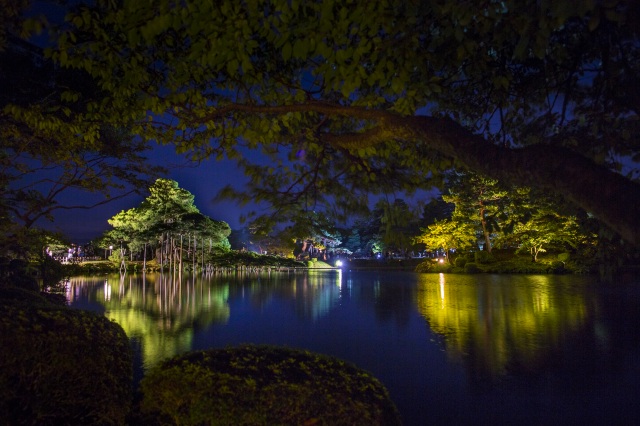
[42,141,437,245]
[26,1,441,245]
[41,143,254,244]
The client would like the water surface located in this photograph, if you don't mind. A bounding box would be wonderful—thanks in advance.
[67,271,640,425]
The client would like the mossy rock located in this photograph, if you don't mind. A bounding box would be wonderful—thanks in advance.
[0,290,133,425]
[136,345,401,426]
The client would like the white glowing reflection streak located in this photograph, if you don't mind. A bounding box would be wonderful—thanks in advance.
[104,279,111,301]
[439,273,445,308]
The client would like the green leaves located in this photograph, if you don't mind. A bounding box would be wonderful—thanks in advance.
[104,179,231,256]
[281,41,292,61]
[8,0,634,246]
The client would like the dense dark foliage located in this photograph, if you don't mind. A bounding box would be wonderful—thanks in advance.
[0,285,133,425]
[135,345,400,426]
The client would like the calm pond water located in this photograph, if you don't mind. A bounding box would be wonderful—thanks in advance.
[66,270,640,425]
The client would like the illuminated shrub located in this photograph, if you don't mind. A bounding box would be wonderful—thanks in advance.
[137,345,401,426]
[0,288,132,425]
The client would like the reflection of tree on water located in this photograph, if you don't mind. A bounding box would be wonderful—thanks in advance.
[342,273,415,327]
[66,273,230,369]
[66,271,345,368]
[225,270,343,321]
[415,274,594,387]
[294,271,342,321]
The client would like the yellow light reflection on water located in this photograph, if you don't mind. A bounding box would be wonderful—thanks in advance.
[67,273,230,369]
[415,274,591,381]
[66,271,344,370]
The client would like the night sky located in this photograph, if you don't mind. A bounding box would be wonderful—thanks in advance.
[25,1,439,246]
[23,3,280,244]
[42,143,253,244]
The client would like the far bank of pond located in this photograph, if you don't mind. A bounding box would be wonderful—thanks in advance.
[67,270,640,425]
[62,249,600,276]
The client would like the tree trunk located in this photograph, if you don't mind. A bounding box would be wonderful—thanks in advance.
[479,205,492,253]
[119,245,126,273]
[179,234,183,273]
[168,237,172,273]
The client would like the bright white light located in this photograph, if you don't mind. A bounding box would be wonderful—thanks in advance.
[438,258,445,263]
[335,260,343,267]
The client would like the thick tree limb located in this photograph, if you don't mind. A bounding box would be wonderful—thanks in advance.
[217,102,640,244]
[411,116,640,245]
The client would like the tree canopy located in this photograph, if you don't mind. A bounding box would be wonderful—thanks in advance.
[20,0,640,244]
[415,218,477,262]
[416,174,598,263]
[442,172,509,253]
[101,179,231,269]
[0,2,164,257]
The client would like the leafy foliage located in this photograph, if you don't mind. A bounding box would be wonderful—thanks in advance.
[496,194,597,262]
[415,219,477,262]
[377,198,422,255]
[1,5,164,260]
[208,251,304,269]
[33,0,638,245]
[101,179,231,269]
[443,171,509,252]
[416,170,598,264]
[0,286,133,425]
[136,345,400,426]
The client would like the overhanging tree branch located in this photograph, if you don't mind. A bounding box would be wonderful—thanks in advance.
[203,102,640,244]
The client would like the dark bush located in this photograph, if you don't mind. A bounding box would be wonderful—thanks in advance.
[0,290,133,425]
[0,285,49,305]
[415,260,433,272]
[0,259,40,291]
[454,257,467,268]
[474,251,495,264]
[550,260,567,274]
[7,272,39,292]
[464,262,481,273]
[40,256,66,289]
[136,345,401,426]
